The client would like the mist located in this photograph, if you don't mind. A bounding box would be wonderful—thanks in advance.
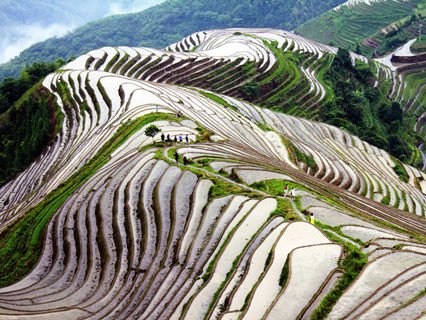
[0,24,75,63]
[0,0,165,64]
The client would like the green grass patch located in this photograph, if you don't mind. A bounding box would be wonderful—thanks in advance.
[270,198,300,221]
[250,179,311,196]
[208,180,246,199]
[197,90,238,112]
[310,230,367,320]
[411,34,426,53]
[315,221,365,246]
[257,122,273,132]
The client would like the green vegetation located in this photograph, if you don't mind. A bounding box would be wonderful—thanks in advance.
[156,147,261,201]
[270,198,300,221]
[392,158,410,183]
[208,179,247,199]
[253,41,312,112]
[250,179,310,196]
[319,49,423,166]
[0,113,177,288]
[0,61,67,186]
[296,0,423,56]
[257,122,273,132]
[249,179,305,220]
[0,60,63,113]
[279,259,290,287]
[144,124,161,141]
[381,192,391,206]
[310,230,367,320]
[411,34,426,53]
[198,90,237,111]
[0,84,57,187]
[397,69,426,147]
[0,0,347,80]
[286,140,317,169]
[372,11,426,56]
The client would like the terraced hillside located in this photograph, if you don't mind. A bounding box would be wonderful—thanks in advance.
[297,0,426,166]
[65,28,340,116]
[0,29,425,319]
[376,37,426,167]
[296,0,423,55]
[62,28,422,168]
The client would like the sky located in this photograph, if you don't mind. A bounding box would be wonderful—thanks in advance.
[0,0,165,64]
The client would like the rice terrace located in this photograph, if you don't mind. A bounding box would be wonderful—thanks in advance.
[0,0,425,319]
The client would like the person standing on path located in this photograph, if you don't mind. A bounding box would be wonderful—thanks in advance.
[174,151,179,163]
[290,188,297,199]
[183,156,188,165]
[161,133,165,142]
[185,135,189,143]
[283,184,288,197]
[310,213,315,225]
[179,134,183,142]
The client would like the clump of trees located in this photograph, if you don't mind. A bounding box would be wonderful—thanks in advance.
[0,61,62,186]
[320,48,422,165]
[144,125,161,141]
[0,60,63,113]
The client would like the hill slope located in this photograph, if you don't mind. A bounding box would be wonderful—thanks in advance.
[0,0,347,80]
[0,29,425,320]
[296,0,424,56]
[376,37,426,163]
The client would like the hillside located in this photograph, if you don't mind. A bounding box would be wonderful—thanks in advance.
[0,29,425,320]
[296,0,424,56]
[0,1,165,63]
[65,29,424,167]
[0,0,347,80]
[376,36,426,166]
[0,29,423,190]
[296,0,426,167]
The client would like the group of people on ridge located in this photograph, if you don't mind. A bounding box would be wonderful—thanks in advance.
[161,133,190,143]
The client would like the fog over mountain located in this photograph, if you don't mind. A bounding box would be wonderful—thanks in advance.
[0,0,164,63]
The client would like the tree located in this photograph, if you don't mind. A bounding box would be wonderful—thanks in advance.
[145,125,161,142]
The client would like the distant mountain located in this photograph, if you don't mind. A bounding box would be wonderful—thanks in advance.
[0,0,165,64]
[0,0,346,80]
[296,0,424,56]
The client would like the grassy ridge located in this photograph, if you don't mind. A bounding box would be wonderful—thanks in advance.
[0,112,176,288]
